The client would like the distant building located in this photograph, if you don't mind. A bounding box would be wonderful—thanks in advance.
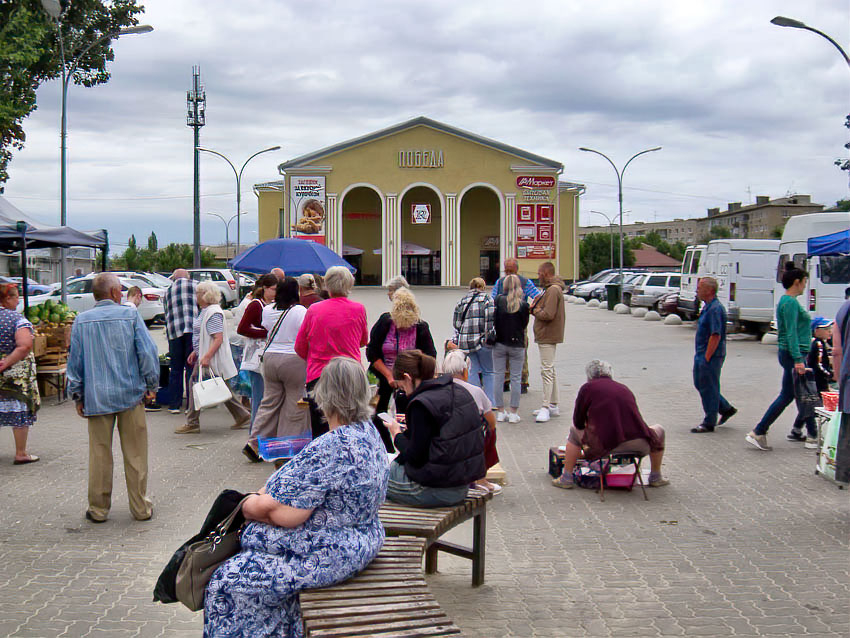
[579,195,827,243]
[632,244,682,269]
[0,247,96,283]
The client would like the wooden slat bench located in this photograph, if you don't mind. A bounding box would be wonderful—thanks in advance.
[379,488,493,587]
[301,537,463,637]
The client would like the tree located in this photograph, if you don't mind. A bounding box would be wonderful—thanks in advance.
[147,231,158,251]
[112,241,220,272]
[834,199,850,211]
[697,225,732,244]
[121,233,139,269]
[0,0,144,189]
[578,232,634,279]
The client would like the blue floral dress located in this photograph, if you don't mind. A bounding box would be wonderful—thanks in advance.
[0,308,38,428]
[204,419,389,638]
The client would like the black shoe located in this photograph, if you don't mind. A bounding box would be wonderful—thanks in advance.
[521,383,529,394]
[145,402,162,412]
[242,444,262,463]
[691,425,715,433]
[85,510,107,523]
[718,407,737,425]
[786,430,806,442]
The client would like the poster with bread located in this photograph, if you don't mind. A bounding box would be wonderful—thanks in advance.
[290,176,326,242]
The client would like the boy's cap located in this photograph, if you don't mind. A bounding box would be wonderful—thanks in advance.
[811,316,834,331]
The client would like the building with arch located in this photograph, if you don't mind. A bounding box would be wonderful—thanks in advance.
[254,117,582,286]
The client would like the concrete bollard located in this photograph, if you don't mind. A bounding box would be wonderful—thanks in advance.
[614,304,630,314]
[664,314,683,325]
[644,310,662,321]
[761,332,778,345]
[575,298,587,305]
[587,299,600,308]
[632,307,647,318]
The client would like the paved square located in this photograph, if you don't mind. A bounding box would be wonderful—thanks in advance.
[0,288,847,637]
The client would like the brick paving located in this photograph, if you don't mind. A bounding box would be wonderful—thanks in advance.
[0,288,847,637]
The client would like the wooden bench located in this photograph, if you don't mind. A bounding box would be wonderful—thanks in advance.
[301,537,463,637]
[379,488,493,587]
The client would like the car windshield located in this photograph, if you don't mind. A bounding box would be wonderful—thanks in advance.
[821,256,850,284]
[144,272,173,287]
[122,279,150,289]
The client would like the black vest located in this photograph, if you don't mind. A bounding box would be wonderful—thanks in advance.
[405,375,486,488]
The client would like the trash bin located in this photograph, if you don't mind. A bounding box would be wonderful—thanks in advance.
[606,283,621,310]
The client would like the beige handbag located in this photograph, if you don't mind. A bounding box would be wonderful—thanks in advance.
[192,366,231,411]
[175,494,252,611]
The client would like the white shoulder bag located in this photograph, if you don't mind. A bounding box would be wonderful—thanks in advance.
[192,366,232,411]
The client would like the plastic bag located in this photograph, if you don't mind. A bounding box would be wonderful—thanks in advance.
[793,370,822,421]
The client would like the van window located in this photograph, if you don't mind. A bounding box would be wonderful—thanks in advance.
[821,255,850,284]
[776,254,807,282]
[646,275,667,287]
[682,251,692,275]
[690,251,701,274]
[669,276,681,287]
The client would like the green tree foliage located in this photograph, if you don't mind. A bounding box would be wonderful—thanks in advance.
[147,231,158,251]
[0,0,144,189]
[579,232,634,279]
[834,199,850,211]
[112,240,218,272]
[697,225,732,244]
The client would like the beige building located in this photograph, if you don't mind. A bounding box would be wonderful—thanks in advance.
[579,195,825,244]
[254,117,582,286]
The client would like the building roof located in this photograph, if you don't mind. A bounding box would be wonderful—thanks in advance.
[278,116,564,172]
[632,246,682,269]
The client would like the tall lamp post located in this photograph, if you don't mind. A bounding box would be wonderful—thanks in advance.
[196,146,280,258]
[589,210,615,269]
[579,146,661,299]
[41,1,152,301]
[207,212,245,260]
[770,16,850,69]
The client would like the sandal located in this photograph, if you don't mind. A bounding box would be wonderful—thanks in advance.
[13,454,39,465]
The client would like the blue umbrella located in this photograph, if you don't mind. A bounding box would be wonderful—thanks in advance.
[228,238,356,276]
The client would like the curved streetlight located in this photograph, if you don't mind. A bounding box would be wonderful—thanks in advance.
[196,146,281,257]
[579,146,661,297]
[589,211,615,270]
[207,212,245,260]
[42,0,153,300]
[770,16,850,69]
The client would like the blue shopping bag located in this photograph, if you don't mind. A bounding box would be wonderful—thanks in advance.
[258,433,312,462]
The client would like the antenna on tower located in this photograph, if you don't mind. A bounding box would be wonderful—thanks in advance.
[187,66,206,267]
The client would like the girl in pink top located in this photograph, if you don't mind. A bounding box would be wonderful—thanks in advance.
[294,267,368,437]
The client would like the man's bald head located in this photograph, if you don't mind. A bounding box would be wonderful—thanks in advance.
[272,268,286,280]
[92,273,121,301]
[172,269,189,280]
[504,259,518,275]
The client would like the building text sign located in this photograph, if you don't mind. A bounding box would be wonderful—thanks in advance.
[517,174,555,203]
[411,203,432,224]
[290,176,326,243]
[399,149,444,168]
[516,203,555,259]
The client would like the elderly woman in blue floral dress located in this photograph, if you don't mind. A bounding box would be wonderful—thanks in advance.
[204,356,390,637]
[0,284,40,464]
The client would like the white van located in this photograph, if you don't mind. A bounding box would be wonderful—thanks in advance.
[699,239,779,333]
[775,212,850,324]
[677,244,705,320]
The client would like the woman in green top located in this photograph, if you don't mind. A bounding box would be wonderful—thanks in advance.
[746,264,811,451]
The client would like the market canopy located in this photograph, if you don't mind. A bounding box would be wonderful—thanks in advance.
[808,228,850,257]
[228,238,356,276]
[0,196,107,251]
[373,241,433,256]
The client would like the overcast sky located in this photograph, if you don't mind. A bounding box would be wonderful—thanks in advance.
[3,0,848,252]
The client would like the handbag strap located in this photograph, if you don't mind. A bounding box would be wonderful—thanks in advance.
[262,306,292,358]
[206,493,255,547]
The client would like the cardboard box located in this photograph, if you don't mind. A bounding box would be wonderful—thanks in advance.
[32,334,47,358]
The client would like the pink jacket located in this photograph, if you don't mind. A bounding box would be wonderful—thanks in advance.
[294,297,368,382]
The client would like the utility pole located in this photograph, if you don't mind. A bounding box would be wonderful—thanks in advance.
[187,67,206,268]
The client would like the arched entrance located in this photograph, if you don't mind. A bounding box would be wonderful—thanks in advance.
[459,185,501,284]
[400,185,442,285]
[341,185,383,285]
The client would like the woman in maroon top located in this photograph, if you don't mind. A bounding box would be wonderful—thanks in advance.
[552,360,669,489]
[297,274,323,308]
[237,274,278,433]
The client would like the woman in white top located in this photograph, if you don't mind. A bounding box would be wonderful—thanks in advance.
[244,277,309,462]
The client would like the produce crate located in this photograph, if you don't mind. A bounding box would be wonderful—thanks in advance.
[37,375,58,398]
[36,346,68,367]
[32,334,47,358]
[44,324,72,350]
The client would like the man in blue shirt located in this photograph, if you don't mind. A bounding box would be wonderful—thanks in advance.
[67,273,159,523]
[691,277,736,433]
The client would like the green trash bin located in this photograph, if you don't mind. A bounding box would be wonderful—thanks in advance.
[606,283,621,310]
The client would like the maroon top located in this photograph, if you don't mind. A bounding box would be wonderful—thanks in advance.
[572,376,662,460]
[237,298,267,340]
[300,291,322,308]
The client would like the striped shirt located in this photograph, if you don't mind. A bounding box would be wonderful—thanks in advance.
[164,277,197,340]
[193,307,224,354]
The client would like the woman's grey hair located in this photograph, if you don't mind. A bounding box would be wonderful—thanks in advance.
[196,280,222,306]
[297,273,317,291]
[314,357,372,425]
[442,350,469,377]
[324,266,354,297]
[385,275,409,296]
[585,359,613,380]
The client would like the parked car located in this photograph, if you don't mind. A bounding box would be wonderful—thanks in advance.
[591,271,643,301]
[677,244,706,320]
[109,271,172,290]
[0,276,52,295]
[572,271,622,299]
[654,291,680,317]
[186,268,239,308]
[566,269,619,296]
[629,272,682,308]
[21,277,165,324]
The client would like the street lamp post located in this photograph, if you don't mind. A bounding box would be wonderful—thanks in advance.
[207,212,245,260]
[578,146,661,299]
[41,1,152,301]
[770,16,850,69]
[589,210,615,269]
[196,146,280,258]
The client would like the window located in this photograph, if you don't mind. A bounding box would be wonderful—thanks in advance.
[669,276,681,287]
[682,252,692,275]
[67,280,88,294]
[776,253,807,283]
[690,251,701,274]
[646,276,667,286]
[821,256,850,284]
[192,271,213,282]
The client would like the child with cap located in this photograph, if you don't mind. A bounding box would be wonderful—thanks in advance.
[787,316,833,446]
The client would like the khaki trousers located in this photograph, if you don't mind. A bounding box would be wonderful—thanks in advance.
[249,353,310,450]
[538,343,559,407]
[87,403,152,521]
[186,363,250,427]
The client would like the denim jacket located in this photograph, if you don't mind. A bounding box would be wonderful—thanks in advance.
[67,300,159,416]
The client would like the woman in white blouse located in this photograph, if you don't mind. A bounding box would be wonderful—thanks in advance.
[243,277,309,462]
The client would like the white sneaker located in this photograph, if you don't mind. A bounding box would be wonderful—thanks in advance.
[535,407,550,423]
[507,412,521,424]
[548,405,560,417]
[496,411,507,422]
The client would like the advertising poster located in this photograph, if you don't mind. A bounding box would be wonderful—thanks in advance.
[290,176,326,243]
[516,200,555,259]
[411,203,432,224]
[517,204,535,222]
[536,204,554,223]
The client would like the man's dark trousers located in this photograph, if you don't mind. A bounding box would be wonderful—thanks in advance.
[167,333,193,411]
[693,354,732,428]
